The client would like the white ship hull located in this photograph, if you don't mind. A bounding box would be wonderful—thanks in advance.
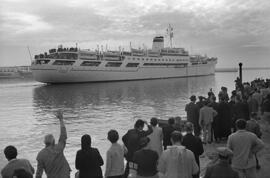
[31,62,216,83]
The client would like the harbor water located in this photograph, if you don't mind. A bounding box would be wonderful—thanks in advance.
[0,69,269,176]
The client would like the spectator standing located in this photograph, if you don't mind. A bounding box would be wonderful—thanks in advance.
[122,119,153,178]
[105,130,125,178]
[36,111,71,178]
[1,145,34,178]
[147,117,163,156]
[227,119,264,178]
[199,101,217,144]
[158,131,199,178]
[129,137,159,178]
[203,147,239,178]
[162,117,175,150]
[182,122,204,178]
[185,95,201,136]
[75,134,104,178]
[218,96,232,140]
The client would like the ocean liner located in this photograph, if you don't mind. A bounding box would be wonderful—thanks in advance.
[31,26,217,83]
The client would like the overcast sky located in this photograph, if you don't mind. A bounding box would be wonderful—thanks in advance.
[0,0,270,67]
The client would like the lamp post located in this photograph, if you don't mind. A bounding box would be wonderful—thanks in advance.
[239,62,243,84]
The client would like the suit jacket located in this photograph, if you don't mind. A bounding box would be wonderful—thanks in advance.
[182,133,204,167]
[203,160,239,178]
[1,159,35,178]
[75,147,104,178]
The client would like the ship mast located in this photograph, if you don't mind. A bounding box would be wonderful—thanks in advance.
[166,24,173,48]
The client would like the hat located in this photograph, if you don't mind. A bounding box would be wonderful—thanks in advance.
[139,137,150,147]
[190,95,196,101]
[216,147,233,157]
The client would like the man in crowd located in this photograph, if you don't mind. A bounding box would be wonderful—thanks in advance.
[1,145,35,178]
[204,147,239,178]
[227,119,264,178]
[36,111,71,178]
[185,95,201,136]
[148,117,163,156]
[162,117,175,150]
[199,101,217,144]
[158,131,199,178]
[182,122,204,178]
[122,119,153,178]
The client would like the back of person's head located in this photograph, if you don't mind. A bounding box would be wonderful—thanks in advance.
[235,119,247,130]
[107,130,119,143]
[174,116,181,124]
[170,131,183,143]
[44,134,55,147]
[138,137,150,148]
[168,117,175,125]
[185,122,194,133]
[13,169,33,178]
[251,112,257,119]
[190,95,196,102]
[150,117,158,126]
[4,145,17,161]
[134,119,144,129]
[81,134,91,150]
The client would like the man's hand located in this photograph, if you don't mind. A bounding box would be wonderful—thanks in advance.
[55,110,63,120]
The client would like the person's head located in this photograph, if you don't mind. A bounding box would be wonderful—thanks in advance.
[190,95,196,102]
[81,134,91,150]
[170,131,183,144]
[174,116,182,124]
[139,137,150,149]
[44,134,55,147]
[134,119,145,130]
[12,169,33,178]
[250,112,258,120]
[150,117,158,126]
[107,130,119,144]
[198,96,204,101]
[216,147,233,161]
[168,117,175,126]
[185,122,194,133]
[235,119,247,130]
[4,145,17,161]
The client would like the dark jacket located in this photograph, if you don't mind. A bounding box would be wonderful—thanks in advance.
[182,133,204,167]
[204,160,239,178]
[162,125,175,148]
[122,126,153,161]
[75,148,104,178]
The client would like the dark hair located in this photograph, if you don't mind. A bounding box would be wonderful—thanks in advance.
[251,112,257,119]
[150,117,158,126]
[170,131,182,143]
[4,145,17,160]
[168,117,175,125]
[235,119,247,130]
[81,134,91,150]
[134,119,144,129]
[107,130,119,143]
[13,169,33,178]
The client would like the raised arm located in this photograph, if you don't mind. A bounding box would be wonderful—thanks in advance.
[56,111,67,149]
[142,121,153,136]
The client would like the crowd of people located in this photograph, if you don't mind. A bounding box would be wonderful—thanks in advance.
[1,78,269,178]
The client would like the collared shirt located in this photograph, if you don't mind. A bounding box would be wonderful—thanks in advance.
[36,126,71,178]
[1,158,35,178]
[105,143,125,177]
[157,144,199,178]
[227,130,264,169]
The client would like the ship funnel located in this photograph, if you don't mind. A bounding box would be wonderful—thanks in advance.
[152,36,164,51]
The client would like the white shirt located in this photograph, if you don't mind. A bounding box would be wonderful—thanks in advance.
[148,126,163,156]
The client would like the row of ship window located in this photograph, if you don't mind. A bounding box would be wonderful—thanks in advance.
[35,60,187,67]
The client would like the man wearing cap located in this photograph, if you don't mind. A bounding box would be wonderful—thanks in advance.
[185,95,201,136]
[203,147,239,178]
[158,131,199,178]
[227,119,264,178]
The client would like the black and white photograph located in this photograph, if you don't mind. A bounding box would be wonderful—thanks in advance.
[0,0,270,178]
